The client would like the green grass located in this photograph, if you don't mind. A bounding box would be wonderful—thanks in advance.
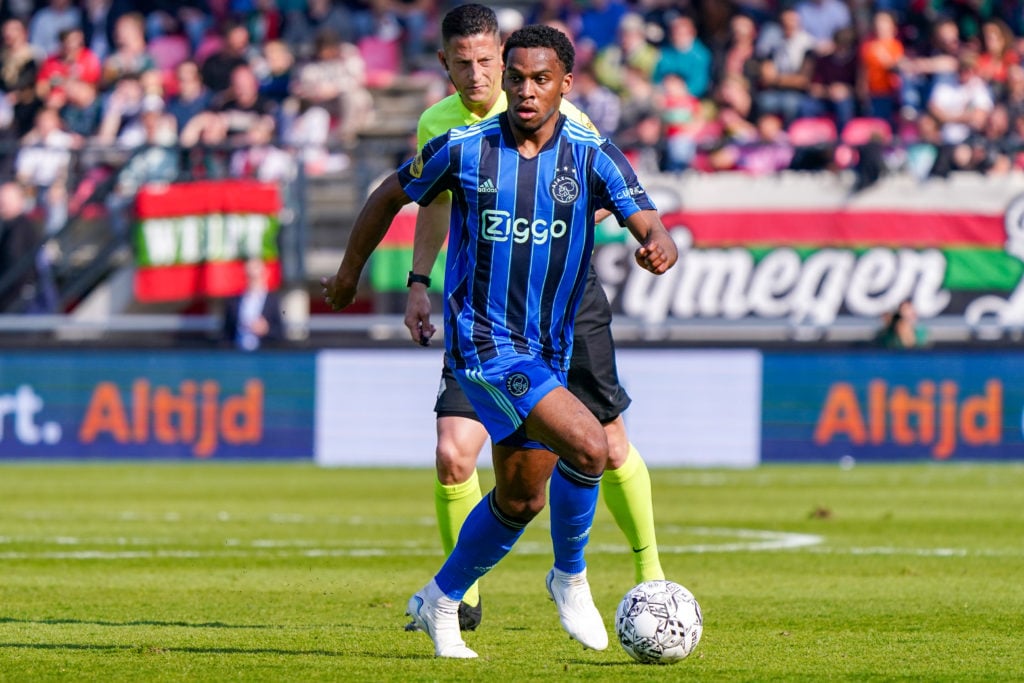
[1,463,1023,681]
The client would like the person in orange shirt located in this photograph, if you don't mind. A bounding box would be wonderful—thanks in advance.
[976,18,1019,100]
[858,10,904,127]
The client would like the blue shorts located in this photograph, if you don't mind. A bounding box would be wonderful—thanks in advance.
[452,354,566,449]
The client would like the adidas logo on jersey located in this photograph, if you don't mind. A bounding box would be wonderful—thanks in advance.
[478,179,498,193]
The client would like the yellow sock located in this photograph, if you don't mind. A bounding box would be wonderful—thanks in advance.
[434,470,483,606]
[602,445,665,584]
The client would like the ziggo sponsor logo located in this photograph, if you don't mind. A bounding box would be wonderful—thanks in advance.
[0,380,263,457]
[480,209,567,245]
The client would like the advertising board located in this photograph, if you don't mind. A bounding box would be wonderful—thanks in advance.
[762,352,1023,462]
[315,349,761,467]
[0,352,314,459]
[367,177,1024,339]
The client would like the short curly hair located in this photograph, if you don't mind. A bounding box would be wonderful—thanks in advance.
[502,25,575,74]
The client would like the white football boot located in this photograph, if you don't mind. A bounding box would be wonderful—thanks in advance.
[545,567,609,650]
[406,580,478,658]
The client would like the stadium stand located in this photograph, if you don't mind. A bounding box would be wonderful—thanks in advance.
[1,0,1024,347]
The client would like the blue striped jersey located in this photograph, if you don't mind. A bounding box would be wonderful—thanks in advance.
[396,113,656,371]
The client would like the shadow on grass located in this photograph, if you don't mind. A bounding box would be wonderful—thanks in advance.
[0,642,434,660]
[0,617,280,629]
[0,642,341,656]
[574,659,652,668]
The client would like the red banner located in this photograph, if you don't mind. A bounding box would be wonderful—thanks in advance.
[133,180,281,302]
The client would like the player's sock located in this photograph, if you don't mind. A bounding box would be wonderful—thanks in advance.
[434,490,526,601]
[434,470,483,607]
[602,444,665,583]
[549,459,601,574]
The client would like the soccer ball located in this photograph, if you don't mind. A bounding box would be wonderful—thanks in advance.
[614,580,703,664]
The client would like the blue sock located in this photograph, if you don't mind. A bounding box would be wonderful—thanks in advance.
[549,459,601,574]
[434,490,526,600]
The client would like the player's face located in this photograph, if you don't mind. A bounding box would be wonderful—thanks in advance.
[503,46,572,135]
[440,32,503,115]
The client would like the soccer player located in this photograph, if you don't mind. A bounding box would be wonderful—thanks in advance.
[405,3,666,632]
[322,25,677,658]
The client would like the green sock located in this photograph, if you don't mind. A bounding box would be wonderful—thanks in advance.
[602,445,665,584]
[434,470,483,606]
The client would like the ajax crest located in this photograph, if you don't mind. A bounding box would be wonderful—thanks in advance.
[550,173,579,204]
[505,373,530,397]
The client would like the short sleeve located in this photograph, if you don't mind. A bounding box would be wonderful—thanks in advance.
[397,132,455,207]
[591,141,657,224]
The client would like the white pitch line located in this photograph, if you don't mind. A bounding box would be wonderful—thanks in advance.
[2,527,1017,561]
[0,527,824,560]
[13,511,439,526]
[0,548,443,560]
[807,546,982,557]
[3,544,1016,561]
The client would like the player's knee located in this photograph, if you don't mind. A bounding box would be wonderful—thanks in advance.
[494,491,546,522]
[605,436,630,469]
[435,440,477,485]
[603,418,631,469]
[572,429,609,477]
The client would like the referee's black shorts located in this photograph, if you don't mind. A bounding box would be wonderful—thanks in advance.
[434,266,631,424]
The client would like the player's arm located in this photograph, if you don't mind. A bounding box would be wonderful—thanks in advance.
[591,137,676,274]
[321,173,413,310]
[623,210,678,275]
[404,193,451,345]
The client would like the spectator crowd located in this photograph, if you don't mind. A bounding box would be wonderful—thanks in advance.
[547,0,1024,180]
[4,0,1024,311]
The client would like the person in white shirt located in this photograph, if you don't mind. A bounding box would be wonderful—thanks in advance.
[15,106,76,235]
[755,8,815,125]
[928,55,994,147]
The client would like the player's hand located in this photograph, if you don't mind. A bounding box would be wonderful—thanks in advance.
[404,285,435,346]
[320,273,358,311]
[634,234,677,274]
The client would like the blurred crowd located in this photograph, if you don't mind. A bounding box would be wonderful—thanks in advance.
[3,0,1024,287]
[547,0,1024,181]
[0,0,390,239]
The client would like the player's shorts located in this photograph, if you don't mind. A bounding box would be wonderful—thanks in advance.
[452,354,566,449]
[433,266,631,423]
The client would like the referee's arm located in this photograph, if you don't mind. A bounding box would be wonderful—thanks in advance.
[404,193,451,344]
[410,194,451,280]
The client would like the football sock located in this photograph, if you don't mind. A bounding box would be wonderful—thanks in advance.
[549,459,602,575]
[434,490,526,601]
[602,444,665,583]
[434,470,483,607]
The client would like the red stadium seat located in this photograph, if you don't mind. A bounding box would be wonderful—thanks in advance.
[358,35,401,89]
[840,117,893,147]
[785,117,837,171]
[148,34,191,71]
[193,34,223,66]
[787,117,838,147]
[693,119,724,148]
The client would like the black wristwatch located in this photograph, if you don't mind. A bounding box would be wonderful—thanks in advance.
[407,271,431,288]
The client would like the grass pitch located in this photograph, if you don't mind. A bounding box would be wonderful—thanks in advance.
[1,462,1023,682]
